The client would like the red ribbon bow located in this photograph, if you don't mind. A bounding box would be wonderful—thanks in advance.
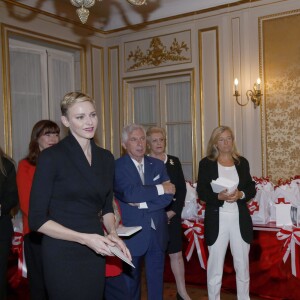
[182,220,207,269]
[277,226,300,279]
[276,197,290,204]
[10,231,27,286]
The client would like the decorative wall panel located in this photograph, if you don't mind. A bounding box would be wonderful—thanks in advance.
[124,31,191,72]
[91,46,105,147]
[198,28,220,156]
[262,12,300,181]
[108,46,121,156]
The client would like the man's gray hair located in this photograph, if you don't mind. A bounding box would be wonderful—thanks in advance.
[121,123,146,143]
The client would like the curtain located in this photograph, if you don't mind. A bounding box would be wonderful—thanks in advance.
[9,40,76,163]
[134,85,157,127]
[48,50,75,137]
[165,81,192,181]
[10,48,45,163]
[131,77,192,180]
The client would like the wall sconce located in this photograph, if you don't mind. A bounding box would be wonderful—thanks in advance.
[233,78,263,109]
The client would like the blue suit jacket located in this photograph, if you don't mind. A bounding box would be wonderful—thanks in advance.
[114,154,173,256]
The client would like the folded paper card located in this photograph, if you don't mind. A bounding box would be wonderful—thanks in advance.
[211,177,238,194]
[108,245,135,268]
[116,226,142,237]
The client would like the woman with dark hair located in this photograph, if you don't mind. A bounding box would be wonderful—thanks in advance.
[17,120,60,300]
[197,125,256,300]
[0,147,18,300]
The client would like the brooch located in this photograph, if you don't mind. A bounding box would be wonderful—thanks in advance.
[169,159,174,165]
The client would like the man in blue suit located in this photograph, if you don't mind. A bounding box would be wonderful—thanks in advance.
[114,123,175,300]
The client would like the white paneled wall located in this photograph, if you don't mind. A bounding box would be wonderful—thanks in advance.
[1,0,300,179]
[108,0,300,179]
[91,45,105,147]
[108,47,121,156]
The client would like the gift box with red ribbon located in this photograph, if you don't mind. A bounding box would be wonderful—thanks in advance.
[277,226,300,279]
[248,176,274,224]
[181,219,207,270]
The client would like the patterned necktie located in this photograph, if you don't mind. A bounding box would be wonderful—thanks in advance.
[137,163,145,184]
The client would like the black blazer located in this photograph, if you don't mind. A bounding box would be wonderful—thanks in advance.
[0,157,19,240]
[29,134,114,233]
[165,155,186,216]
[196,156,256,246]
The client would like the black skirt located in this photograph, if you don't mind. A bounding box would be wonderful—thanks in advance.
[42,236,105,300]
[167,214,183,254]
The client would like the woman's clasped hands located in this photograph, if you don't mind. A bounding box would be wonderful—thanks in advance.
[81,232,132,260]
[218,188,242,203]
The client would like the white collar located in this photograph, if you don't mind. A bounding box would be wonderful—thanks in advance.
[131,157,145,171]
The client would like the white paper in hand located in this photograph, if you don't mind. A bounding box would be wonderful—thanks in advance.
[211,177,238,194]
[108,245,135,268]
[116,226,142,237]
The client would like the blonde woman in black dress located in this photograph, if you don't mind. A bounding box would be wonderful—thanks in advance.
[147,127,191,300]
[29,92,131,300]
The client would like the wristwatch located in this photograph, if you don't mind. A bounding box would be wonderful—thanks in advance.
[240,191,245,199]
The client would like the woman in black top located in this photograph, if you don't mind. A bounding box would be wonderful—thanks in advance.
[147,126,190,300]
[0,147,19,300]
[29,92,131,300]
[197,125,256,300]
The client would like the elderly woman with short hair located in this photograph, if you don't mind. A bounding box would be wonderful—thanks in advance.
[146,126,191,300]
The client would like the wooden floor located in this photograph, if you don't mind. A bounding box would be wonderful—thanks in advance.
[7,268,265,300]
[141,279,264,300]
[8,277,265,299]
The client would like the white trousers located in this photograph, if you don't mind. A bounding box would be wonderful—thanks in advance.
[207,210,250,300]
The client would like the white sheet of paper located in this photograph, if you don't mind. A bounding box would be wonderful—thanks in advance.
[211,177,238,194]
[108,245,135,268]
[116,226,142,237]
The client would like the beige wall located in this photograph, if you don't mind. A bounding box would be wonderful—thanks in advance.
[105,0,300,180]
[262,12,300,181]
[1,0,299,181]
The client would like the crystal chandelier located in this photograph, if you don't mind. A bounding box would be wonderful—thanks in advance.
[70,0,147,24]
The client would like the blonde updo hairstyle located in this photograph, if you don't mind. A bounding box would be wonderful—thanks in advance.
[206,125,240,163]
[61,92,95,117]
[146,126,167,153]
